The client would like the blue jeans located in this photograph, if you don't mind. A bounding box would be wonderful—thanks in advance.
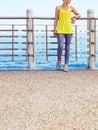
[57,34,72,64]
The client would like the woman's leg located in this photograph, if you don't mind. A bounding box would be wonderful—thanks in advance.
[64,34,72,70]
[57,34,64,65]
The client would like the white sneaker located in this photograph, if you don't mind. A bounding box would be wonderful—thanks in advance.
[56,63,61,70]
[63,67,68,72]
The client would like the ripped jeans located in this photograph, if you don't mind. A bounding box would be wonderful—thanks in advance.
[57,34,72,64]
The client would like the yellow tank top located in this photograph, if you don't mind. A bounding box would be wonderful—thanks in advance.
[56,5,73,34]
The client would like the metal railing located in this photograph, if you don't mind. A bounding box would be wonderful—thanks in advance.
[0,16,98,70]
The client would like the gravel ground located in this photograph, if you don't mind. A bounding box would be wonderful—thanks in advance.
[0,70,98,130]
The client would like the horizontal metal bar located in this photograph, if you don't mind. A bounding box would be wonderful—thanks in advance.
[0,42,18,44]
[1,29,27,32]
[0,17,97,20]
[0,36,26,38]
[0,54,26,56]
[0,48,26,50]
[0,42,27,44]
[0,48,18,50]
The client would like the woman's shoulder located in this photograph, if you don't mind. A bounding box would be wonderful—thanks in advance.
[69,5,75,11]
[56,5,62,11]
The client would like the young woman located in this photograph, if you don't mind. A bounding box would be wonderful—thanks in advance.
[54,0,80,71]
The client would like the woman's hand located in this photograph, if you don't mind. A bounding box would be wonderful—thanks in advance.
[71,16,76,24]
[54,30,57,37]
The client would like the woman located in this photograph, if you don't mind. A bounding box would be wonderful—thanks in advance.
[54,0,80,71]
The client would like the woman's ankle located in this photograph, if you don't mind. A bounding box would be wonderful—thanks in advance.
[64,64,68,68]
[57,59,61,64]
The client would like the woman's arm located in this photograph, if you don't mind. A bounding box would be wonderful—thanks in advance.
[54,6,59,36]
[71,6,81,24]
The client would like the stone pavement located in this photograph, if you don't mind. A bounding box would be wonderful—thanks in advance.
[0,70,98,130]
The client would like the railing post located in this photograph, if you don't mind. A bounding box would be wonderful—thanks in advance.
[87,9,96,69]
[26,9,35,69]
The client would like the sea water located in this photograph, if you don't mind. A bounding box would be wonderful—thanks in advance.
[0,32,98,70]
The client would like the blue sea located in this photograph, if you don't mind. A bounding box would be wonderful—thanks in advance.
[0,24,98,70]
[0,38,96,71]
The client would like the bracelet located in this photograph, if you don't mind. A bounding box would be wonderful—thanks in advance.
[73,16,77,19]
